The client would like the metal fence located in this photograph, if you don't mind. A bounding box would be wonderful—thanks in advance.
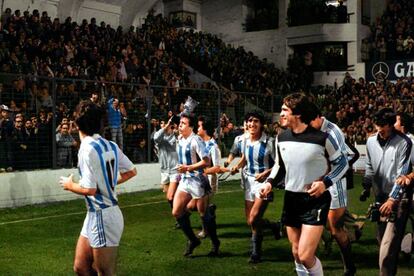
[0,73,278,172]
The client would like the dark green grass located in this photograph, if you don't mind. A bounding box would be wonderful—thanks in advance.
[0,175,413,275]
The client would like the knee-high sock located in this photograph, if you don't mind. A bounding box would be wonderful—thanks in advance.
[251,232,263,256]
[177,212,197,242]
[307,257,323,276]
[295,261,309,276]
[202,212,219,245]
[335,236,355,272]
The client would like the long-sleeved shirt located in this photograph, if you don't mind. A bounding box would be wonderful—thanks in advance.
[268,126,348,192]
[153,128,178,174]
[56,132,75,167]
[364,131,412,200]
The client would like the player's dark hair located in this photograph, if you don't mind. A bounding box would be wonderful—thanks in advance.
[396,112,413,133]
[74,100,101,136]
[180,113,196,129]
[244,110,265,131]
[283,93,318,124]
[374,108,396,127]
[198,115,215,137]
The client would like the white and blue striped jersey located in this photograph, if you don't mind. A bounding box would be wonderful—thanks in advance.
[78,134,134,211]
[230,134,244,156]
[241,133,275,178]
[205,138,221,187]
[320,117,349,206]
[177,133,208,178]
[205,138,221,167]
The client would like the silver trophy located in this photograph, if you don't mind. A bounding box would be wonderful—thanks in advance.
[180,96,199,116]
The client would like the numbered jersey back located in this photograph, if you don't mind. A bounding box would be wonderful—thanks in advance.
[78,135,122,211]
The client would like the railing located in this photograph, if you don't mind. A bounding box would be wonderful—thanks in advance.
[0,73,277,172]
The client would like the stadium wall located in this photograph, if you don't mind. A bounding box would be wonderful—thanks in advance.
[0,163,161,209]
[0,146,367,209]
[0,159,241,209]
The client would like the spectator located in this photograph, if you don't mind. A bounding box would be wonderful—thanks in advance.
[11,114,28,170]
[0,104,13,172]
[107,96,123,150]
[56,122,77,168]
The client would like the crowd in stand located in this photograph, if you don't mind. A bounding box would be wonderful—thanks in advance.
[364,0,414,61]
[315,73,414,145]
[3,5,414,172]
[0,7,301,172]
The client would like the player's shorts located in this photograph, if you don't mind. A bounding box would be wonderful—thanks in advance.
[240,171,247,190]
[282,190,331,227]
[160,172,179,185]
[244,175,267,202]
[328,178,347,209]
[81,205,124,248]
[177,175,209,199]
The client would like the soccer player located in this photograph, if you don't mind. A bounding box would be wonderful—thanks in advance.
[59,100,137,275]
[172,113,220,257]
[311,108,356,275]
[153,116,179,215]
[187,115,223,239]
[231,110,275,263]
[262,93,348,275]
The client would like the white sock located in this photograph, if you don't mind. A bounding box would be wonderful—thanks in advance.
[295,261,309,276]
[308,257,323,276]
[401,233,412,254]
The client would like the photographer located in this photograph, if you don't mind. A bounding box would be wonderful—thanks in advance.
[360,108,412,276]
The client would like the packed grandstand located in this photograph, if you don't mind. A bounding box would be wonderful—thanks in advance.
[0,0,413,172]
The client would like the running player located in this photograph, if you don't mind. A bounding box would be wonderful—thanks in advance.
[172,113,220,257]
[59,100,137,275]
[262,93,348,275]
[153,116,179,220]
[311,107,356,276]
[231,110,275,263]
[187,115,223,239]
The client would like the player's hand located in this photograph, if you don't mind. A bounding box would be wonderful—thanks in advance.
[219,167,230,174]
[396,175,412,186]
[166,116,173,128]
[379,198,395,217]
[230,166,239,175]
[255,171,267,182]
[177,164,189,173]
[59,174,73,191]
[307,181,326,198]
[260,182,272,198]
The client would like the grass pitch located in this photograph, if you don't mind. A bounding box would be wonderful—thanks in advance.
[0,175,413,275]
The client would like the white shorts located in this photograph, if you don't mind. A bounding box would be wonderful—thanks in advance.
[161,172,179,185]
[244,175,267,202]
[177,175,208,199]
[81,205,124,248]
[329,178,347,209]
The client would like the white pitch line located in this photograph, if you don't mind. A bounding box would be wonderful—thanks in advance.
[0,189,240,226]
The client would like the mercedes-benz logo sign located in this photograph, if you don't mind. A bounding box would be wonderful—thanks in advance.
[371,62,389,80]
